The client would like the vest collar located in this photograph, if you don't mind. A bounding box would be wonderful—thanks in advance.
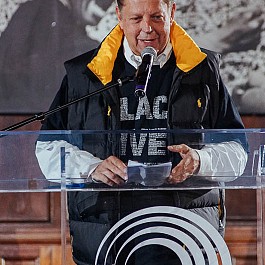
[87,21,207,85]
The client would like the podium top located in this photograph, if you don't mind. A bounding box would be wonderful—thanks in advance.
[0,129,264,192]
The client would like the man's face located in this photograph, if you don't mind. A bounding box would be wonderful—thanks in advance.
[116,0,176,55]
[71,0,113,26]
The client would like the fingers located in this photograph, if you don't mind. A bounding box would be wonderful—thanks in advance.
[168,144,190,157]
[91,156,128,186]
[167,144,200,184]
[167,161,192,184]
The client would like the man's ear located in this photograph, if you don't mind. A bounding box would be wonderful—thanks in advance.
[116,6,122,24]
[170,2,176,25]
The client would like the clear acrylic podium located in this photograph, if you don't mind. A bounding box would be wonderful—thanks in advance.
[0,129,264,265]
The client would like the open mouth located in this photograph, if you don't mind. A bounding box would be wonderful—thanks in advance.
[139,39,157,45]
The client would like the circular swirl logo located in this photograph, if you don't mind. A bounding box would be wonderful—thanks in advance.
[95,206,231,265]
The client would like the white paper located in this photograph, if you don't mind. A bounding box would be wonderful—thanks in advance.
[127,160,172,186]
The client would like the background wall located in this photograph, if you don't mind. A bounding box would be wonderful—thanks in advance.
[0,0,264,114]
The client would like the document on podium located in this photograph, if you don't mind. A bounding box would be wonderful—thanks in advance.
[127,160,172,186]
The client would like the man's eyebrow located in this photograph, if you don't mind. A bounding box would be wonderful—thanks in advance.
[129,11,163,17]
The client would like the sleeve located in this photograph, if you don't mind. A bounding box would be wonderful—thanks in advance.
[196,60,248,180]
[35,140,102,183]
[37,75,103,183]
[196,141,248,181]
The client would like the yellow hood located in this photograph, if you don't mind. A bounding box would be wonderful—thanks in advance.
[170,21,207,72]
[87,22,207,85]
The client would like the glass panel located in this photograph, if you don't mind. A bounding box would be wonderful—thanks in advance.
[2,129,263,191]
[0,129,264,264]
[57,129,264,191]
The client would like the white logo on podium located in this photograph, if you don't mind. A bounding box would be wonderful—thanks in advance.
[95,206,232,265]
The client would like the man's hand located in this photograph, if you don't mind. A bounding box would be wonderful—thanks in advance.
[167,144,200,184]
[91,156,128,186]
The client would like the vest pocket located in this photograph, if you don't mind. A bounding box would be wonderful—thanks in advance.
[170,83,208,128]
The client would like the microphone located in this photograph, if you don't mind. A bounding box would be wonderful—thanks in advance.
[134,46,157,98]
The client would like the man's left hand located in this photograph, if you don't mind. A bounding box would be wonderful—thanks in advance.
[167,144,200,183]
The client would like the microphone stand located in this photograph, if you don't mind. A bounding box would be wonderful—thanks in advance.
[2,76,133,131]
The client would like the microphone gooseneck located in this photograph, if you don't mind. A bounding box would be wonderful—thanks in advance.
[134,46,157,98]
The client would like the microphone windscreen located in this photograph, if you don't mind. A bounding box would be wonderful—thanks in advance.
[141,46,157,59]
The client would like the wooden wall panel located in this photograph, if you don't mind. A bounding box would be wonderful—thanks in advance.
[0,116,41,131]
[226,189,257,223]
[0,245,40,265]
[40,246,75,265]
[0,192,60,225]
[225,225,257,264]
[0,193,50,222]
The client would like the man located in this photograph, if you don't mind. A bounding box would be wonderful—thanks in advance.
[36,0,247,264]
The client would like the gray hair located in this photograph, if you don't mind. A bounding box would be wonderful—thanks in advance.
[116,0,174,10]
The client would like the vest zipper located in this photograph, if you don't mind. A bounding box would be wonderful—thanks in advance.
[167,71,184,129]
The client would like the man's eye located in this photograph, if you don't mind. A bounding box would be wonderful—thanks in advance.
[152,16,163,21]
[130,17,142,22]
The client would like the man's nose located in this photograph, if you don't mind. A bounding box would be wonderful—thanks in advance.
[141,19,153,33]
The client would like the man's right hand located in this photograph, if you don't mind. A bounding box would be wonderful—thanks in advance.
[91,156,128,186]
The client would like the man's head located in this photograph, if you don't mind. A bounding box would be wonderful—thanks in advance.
[116,0,176,56]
